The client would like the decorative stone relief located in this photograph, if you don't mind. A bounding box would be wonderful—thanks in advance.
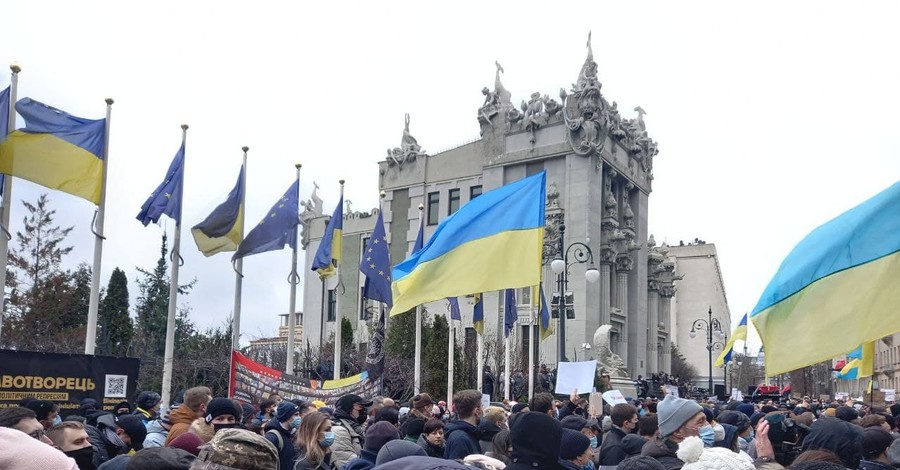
[300,182,324,248]
[622,182,635,230]
[386,114,427,168]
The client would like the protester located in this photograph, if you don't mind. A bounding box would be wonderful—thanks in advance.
[507,411,563,470]
[133,391,162,425]
[444,389,484,459]
[478,406,507,453]
[294,411,334,470]
[186,397,241,444]
[144,405,174,448]
[400,417,424,443]
[417,418,445,458]
[265,401,300,470]
[799,416,863,468]
[0,426,78,470]
[559,428,592,470]
[599,403,638,467]
[84,414,146,464]
[374,440,427,466]
[0,406,55,445]
[127,447,195,470]
[190,427,279,470]
[623,414,658,458]
[344,421,401,470]
[47,421,99,470]
[330,394,372,468]
[252,399,277,429]
[489,430,512,465]
[675,435,754,470]
[858,427,893,470]
[641,394,708,469]
[24,399,60,430]
[165,386,212,445]
[527,392,557,417]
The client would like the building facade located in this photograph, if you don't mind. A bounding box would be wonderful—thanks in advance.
[300,37,684,379]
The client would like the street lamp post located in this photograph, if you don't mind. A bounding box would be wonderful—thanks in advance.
[689,306,724,395]
[550,223,601,363]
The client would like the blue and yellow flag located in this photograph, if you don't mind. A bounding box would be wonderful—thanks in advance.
[537,284,553,341]
[412,212,425,254]
[137,142,184,226]
[504,289,517,338]
[312,195,343,280]
[845,342,874,378]
[473,293,484,335]
[391,172,546,315]
[0,98,106,204]
[360,210,392,307]
[751,181,900,376]
[0,86,9,140]
[715,313,748,367]
[192,165,244,257]
[448,297,461,321]
[231,178,298,261]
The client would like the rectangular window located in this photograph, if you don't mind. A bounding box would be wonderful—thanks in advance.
[326,289,337,322]
[427,192,440,225]
[448,188,461,215]
[525,162,544,176]
[470,185,482,200]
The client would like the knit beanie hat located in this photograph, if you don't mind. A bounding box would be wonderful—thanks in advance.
[617,455,667,470]
[676,436,754,470]
[205,398,241,424]
[365,421,402,452]
[657,395,703,437]
[0,426,78,470]
[736,403,755,418]
[835,406,859,422]
[275,401,299,422]
[375,439,427,465]
[127,447,195,470]
[169,431,204,456]
[136,391,162,410]
[559,428,591,460]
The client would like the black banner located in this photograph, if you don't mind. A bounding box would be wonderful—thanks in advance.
[0,349,140,416]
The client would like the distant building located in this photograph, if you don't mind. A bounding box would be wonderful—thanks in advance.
[874,333,900,392]
[248,312,303,349]
[666,242,732,391]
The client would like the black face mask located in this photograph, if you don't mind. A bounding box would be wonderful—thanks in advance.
[64,446,96,470]
[356,410,368,424]
[213,423,239,433]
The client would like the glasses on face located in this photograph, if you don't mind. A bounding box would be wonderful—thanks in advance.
[28,429,45,440]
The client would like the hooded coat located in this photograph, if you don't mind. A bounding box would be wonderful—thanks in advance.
[85,414,128,465]
[163,405,201,445]
[443,420,481,460]
[142,419,168,448]
[476,419,502,454]
[641,436,684,470]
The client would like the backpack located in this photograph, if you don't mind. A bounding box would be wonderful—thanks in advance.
[266,429,284,451]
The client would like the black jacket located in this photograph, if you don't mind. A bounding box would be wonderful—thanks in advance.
[641,436,684,470]
[417,434,444,458]
[599,427,628,466]
[265,418,297,470]
[443,420,481,459]
[85,413,127,466]
[476,420,502,454]
[622,434,649,457]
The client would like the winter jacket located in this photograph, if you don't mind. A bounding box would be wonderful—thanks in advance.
[265,418,297,470]
[142,419,168,448]
[293,452,332,470]
[641,436,684,470]
[164,405,201,445]
[476,420,502,454]
[330,413,364,469]
[133,407,156,425]
[599,427,628,466]
[858,460,894,470]
[417,433,444,458]
[342,449,377,470]
[558,459,582,470]
[85,414,127,465]
[443,420,481,460]
[622,434,648,457]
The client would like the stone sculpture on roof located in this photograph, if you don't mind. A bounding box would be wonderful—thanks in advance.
[386,113,426,167]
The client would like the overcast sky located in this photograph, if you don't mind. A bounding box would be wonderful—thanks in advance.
[3,1,898,352]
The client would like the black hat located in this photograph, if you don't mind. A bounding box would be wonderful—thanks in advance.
[510,412,562,466]
[510,403,528,414]
[716,410,751,434]
[862,427,893,459]
[560,415,598,431]
[136,391,161,410]
[275,401,299,422]
[204,398,240,424]
[335,394,374,412]
[835,406,859,422]
[115,414,147,451]
[24,400,56,421]
[559,428,590,460]
[365,421,401,452]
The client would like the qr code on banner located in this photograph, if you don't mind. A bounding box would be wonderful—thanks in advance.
[104,375,128,398]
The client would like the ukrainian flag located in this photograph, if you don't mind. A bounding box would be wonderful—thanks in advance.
[751,181,900,376]
[312,195,343,280]
[473,293,484,335]
[192,165,244,256]
[715,313,748,367]
[391,171,545,316]
[0,98,105,204]
[537,284,553,341]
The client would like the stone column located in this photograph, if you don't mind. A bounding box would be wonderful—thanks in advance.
[647,280,659,374]
[658,287,674,373]
[599,247,615,326]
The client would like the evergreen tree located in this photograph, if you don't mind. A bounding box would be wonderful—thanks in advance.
[98,267,132,356]
[423,314,450,399]
[385,307,420,360]
[341,317,353,349]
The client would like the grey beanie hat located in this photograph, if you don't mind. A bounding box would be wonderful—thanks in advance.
[376,439,427,465]
[657,395,703,437]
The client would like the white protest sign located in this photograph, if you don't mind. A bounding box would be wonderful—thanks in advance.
[482,394,491,411]
[883,389,895,402]
[664,385,679,398]
[731,388,743,401]
[555,360,597,395]
[602,389,627,405]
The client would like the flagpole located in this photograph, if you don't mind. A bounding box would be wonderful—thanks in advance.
[414,204,424,395]
[477,333,484,396]
[286,164,302,375]
[231,147,248,351]
[160,124,187,410]
[84,98,114,355]
[333,179,345,380]
[504,332,510,402]
[448,314,455,408]
[528,289,536,400]
[0,64,20,343]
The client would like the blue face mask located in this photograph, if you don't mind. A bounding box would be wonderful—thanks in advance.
[590,435,598,449]
[291,417,302,428]
[320,431,336,447]
[698,425,715,446]
[582,461,595,470]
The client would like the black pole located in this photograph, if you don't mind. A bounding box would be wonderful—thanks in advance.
[707,307,713,394]
[557,223,567,362]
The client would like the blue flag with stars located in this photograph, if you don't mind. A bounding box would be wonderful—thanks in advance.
[504,288,517,338]
[360,209,392,307]
[232,178,299,261]
[448,297,461,321]
[137,142,184,225]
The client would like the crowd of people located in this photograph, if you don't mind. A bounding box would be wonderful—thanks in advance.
[1,386,900,470]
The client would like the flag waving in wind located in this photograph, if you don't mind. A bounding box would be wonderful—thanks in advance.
[750,181,900,376]
[232,179,299,261]
[391,172,546,315]
[137,143,184,225]
[359,210,392,307]
[312,194,343,279]
[473,293,484,334]
[0,98,105,204]
[504,289,517,338]
[192,165,244,256]
[0,86,9,140]
[715,313,747,367]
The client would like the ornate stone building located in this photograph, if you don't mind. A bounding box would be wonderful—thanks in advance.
[302,36,677,378]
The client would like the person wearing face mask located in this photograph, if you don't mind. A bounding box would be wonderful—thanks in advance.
[47,421,99,470]
[188,397,241,444]
[641,395,709,470]
[600,403,639,466]
[0,426,79,470]
[559,428,595,470]
[265,401,301,470]
[444,389,485,459]
[295,412,335,470]
[330,394,373,468]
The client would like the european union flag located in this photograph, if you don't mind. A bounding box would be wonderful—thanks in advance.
[232,178,299,261]
[504,289,517,338]
[360,210,392,307]
[137,142,184,226]
[448,297,461,321]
